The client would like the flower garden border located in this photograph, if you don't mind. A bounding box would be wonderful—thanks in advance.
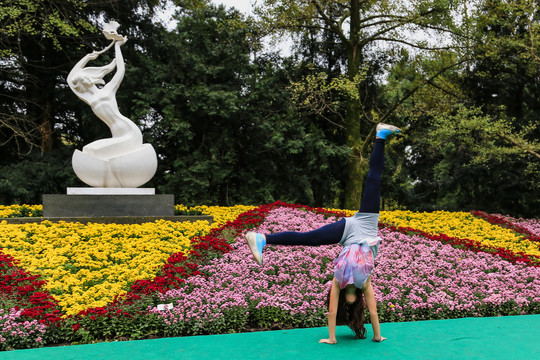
[0,216,213,225]
[1,202,538,349]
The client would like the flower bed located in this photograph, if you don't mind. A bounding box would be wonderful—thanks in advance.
[0,205,42,218]
[150,206,342,335]
[374,228,539,321]
[0,220,211,316]
[0,203,539,350]
[149,206,539,334]
[380,210,540,265]
[471,211,540,243]
[0,205,253,318]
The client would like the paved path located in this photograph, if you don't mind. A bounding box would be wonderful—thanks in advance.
[2,315,539,360]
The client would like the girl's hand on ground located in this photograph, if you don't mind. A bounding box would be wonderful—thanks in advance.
[319,338,337,344]
[372,336,387,342]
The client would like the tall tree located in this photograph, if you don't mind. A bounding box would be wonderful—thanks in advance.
[125,4,255,204]
[1,0,93,156]
[380,0,540,217]
[466,0,539,142]
[121,4,349,206]
[253,0,464,208]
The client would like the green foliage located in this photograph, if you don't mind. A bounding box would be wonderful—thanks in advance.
[430,106,540,164]
[250,305,293,329]
[247,303,327,330]
[473,0,539,72]
[1,0,538,215]
[116,5,349,207]
[0,0,94,55]
[385,107,539,217]
[464,1,540,131]
[44,296,164,345]
[377,300,533,323]
[0,148,80,205]
[289,66,368,119]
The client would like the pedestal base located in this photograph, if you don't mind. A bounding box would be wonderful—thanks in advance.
[43,194,174,217]
[67,187,155,195]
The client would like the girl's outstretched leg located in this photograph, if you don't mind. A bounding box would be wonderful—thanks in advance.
[246,219,346,265]
[246,232,267,265]
[359,123,400,214]
[246,123,399,265]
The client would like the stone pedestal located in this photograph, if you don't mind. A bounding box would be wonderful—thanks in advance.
[43,189,174,217]
[66,187,155,195]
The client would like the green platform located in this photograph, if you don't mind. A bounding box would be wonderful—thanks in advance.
[1,315,539,360]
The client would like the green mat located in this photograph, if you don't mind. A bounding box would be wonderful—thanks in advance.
[2,315,539,360]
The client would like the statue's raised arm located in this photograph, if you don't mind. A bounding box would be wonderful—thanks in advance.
[103,35,128,94]
[67,41,115,104]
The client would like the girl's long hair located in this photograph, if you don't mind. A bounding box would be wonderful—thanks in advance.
[327,286,367,339]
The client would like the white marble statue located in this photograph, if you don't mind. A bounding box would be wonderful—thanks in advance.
[67,21,157,188]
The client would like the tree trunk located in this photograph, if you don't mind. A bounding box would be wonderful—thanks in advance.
[40,100,54,153]
[23,37,56,154]
[343,0,369,210]
[343,99,368,210]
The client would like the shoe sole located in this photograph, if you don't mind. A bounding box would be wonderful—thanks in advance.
[246,232,263,265]
[377,123,401,133]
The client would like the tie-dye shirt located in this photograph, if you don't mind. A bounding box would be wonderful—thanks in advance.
[335,212,381,289]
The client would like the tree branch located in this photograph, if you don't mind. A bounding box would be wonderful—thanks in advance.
[379,58,470,123]
[497,133,540,160]
[370,37,461,51]
[310,0,348,45]
[426,79,465,101]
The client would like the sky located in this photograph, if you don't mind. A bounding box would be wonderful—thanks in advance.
[157,0,255,30]
[157,0,292,55]
[213,0,255,15]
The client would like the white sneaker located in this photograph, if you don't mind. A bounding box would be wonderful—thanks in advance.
[245,232,265,265]
[376,123,401,139]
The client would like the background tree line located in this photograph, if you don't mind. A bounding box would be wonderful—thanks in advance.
[0,0,538,217]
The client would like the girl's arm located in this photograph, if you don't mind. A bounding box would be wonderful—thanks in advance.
[319,278,340,344]
[363,278,386,342]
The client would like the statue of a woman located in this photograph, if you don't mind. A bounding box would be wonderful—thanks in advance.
[68,22,157,188]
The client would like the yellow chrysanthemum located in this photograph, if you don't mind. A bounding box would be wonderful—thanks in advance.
[0,219,209,315]
[189,205,256,228]
[0,204,253,316]
[0,204,42,218]
[380,210,540,257]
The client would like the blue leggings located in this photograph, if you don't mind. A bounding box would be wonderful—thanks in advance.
[266,139,386,246]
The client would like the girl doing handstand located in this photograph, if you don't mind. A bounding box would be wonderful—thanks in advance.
[245,123,400,344]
